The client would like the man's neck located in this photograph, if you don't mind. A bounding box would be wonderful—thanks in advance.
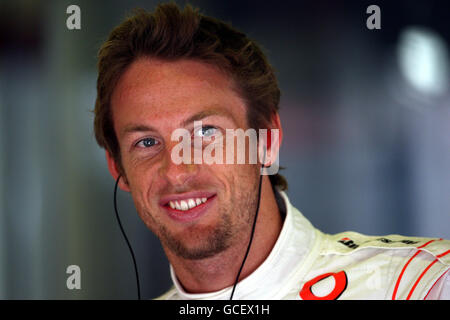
[166,176,283,293]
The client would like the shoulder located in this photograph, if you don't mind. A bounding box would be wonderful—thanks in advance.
[425,269,450,300]
[323,231,450,262]
[301,230,450,299]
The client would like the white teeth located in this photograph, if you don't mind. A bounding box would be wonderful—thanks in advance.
[168,197,209,211]
[180,200,188,211]
[188,199,196,209]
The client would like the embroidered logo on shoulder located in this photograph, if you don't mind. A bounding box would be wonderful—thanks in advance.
[375,237,419,245]
[337,236,419,251]
[338,237,359,249]
[326,232,449,257]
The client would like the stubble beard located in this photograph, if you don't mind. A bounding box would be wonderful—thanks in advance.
[154,186,259,261]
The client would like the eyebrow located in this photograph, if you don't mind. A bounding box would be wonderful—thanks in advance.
[121,107,238,137]
[122,124,158,136]
[181,107,238,127]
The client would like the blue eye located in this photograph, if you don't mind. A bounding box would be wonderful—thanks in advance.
[195,126,218,138]
[136,137,158,148]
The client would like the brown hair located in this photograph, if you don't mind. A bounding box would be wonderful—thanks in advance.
[94,2,287,190]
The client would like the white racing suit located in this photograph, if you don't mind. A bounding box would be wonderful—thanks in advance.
[158,190,450,300]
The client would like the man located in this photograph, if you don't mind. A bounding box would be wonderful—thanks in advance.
[93,3,449,299]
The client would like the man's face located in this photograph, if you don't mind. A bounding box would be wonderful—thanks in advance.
[109,58,261,260]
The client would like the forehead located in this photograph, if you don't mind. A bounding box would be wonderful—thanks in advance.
[110,58,247,128]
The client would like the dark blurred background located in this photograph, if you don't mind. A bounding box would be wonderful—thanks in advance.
[0,0,449,299]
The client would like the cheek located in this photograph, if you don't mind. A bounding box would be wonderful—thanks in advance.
[214,163,258,195]
[121,145,160,179]
[122,158,160,204]
[127,172,163,233]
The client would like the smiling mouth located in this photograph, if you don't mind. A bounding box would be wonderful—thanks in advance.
[168,197,208,211]
[160,193,217,215]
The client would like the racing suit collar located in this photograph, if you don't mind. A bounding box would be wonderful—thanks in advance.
[169,189,317,300]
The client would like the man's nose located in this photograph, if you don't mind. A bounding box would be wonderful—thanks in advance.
[158,146,197,186]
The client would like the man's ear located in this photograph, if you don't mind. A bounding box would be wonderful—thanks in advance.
[105,150,131,192]
[261,112,283,168]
